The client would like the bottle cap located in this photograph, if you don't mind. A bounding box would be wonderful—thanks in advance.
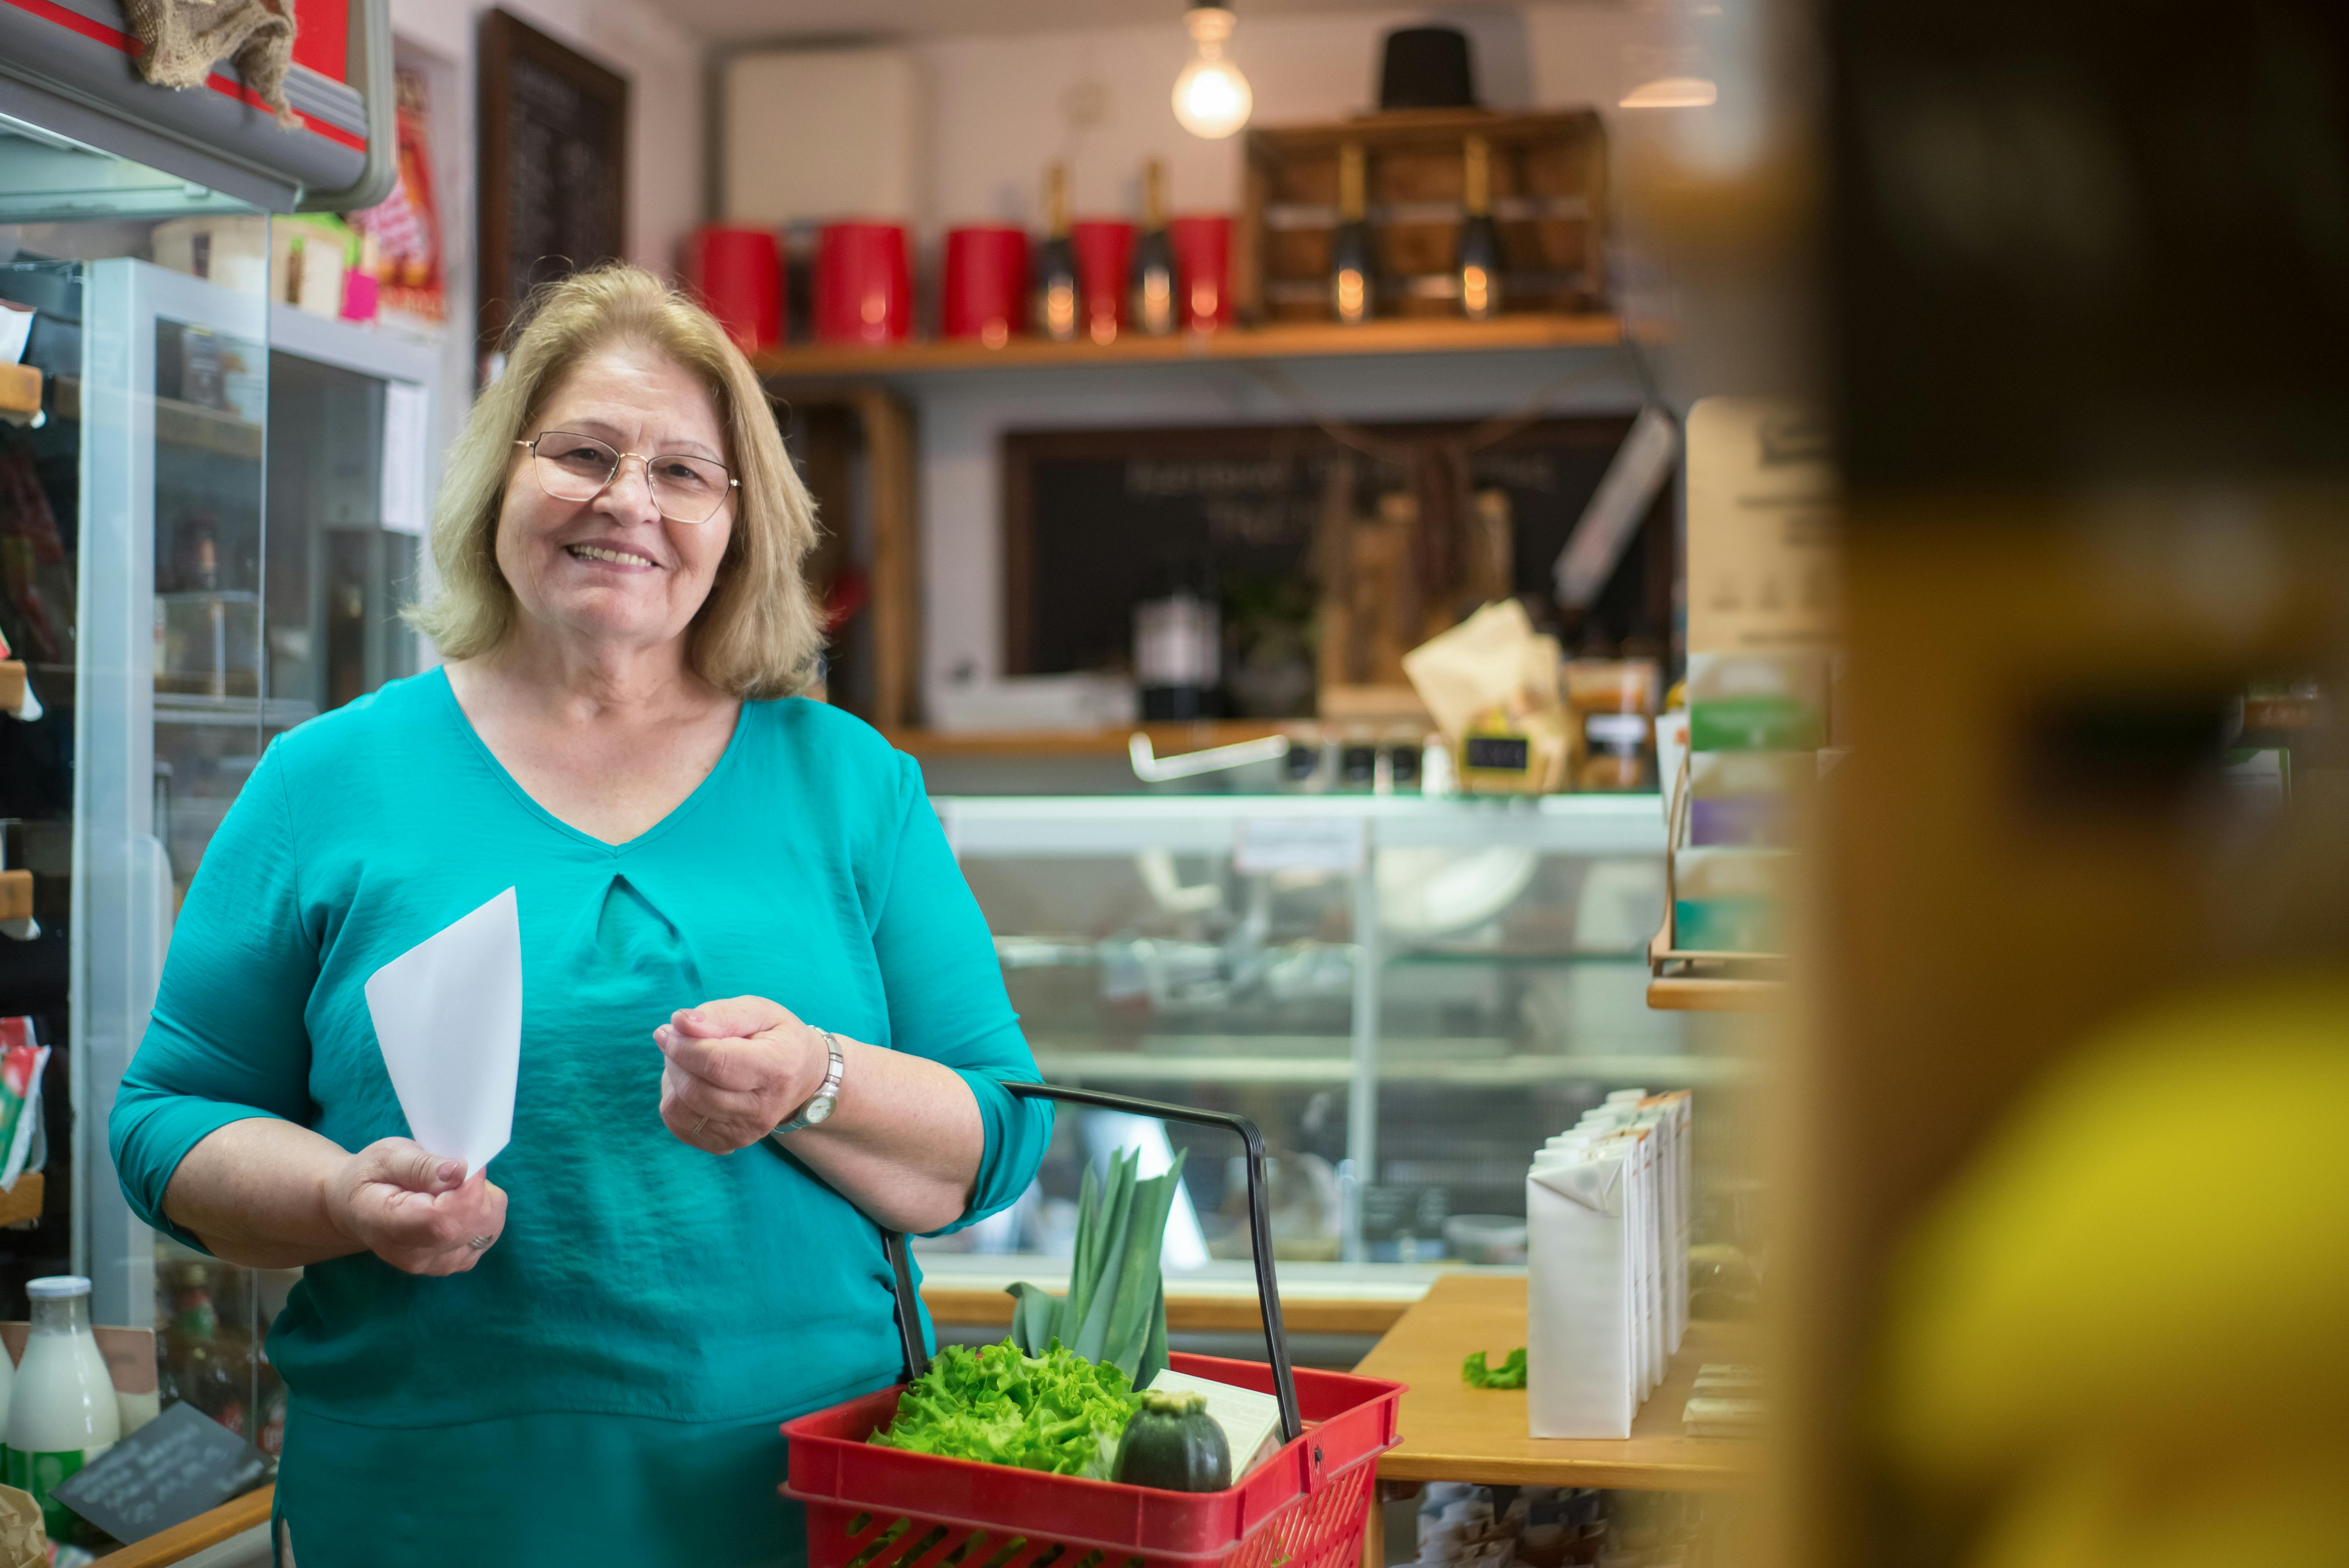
[26,1275,92,1299]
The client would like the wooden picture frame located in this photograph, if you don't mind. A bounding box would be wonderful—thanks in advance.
[476,9,629,366]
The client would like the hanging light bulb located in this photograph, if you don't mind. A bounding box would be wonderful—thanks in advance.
[1172,5,1253,140]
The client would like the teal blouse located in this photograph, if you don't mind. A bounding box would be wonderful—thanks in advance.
[109,670,1049,1564]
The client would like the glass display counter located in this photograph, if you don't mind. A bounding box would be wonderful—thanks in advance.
[921,793,1761,1285]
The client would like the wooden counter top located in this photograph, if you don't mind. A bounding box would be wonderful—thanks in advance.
[1353,1274,1758,1492]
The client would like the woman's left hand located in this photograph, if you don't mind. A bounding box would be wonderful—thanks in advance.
[654,996,828,1154]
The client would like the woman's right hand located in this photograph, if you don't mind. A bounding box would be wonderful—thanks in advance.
[323,1138,509,1276]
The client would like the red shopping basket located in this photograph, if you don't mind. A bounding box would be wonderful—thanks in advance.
[783,1082,1406,1568]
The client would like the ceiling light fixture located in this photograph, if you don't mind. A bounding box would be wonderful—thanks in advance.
[1619,75,1719,108]
[1173,4,1253,140]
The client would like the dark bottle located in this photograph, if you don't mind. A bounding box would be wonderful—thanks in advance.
[1130,158,1178,337]
[1134,559,1222,721]
[1330,141,1373,326]
[1458,134,1502,321]
[1034,163,1080,344]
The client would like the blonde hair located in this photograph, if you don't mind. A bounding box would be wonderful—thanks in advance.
[408,263,822,700]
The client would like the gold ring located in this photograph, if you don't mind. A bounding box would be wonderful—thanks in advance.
[692,1115,711,1137]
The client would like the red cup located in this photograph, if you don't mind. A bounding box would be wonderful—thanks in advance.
[1069,220,1136,344]
[1168,214,1235,331]
[684,225,782,351]
[813,221,913,345]
[940,226,1029,344]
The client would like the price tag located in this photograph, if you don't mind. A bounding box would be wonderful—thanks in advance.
[1234,816,1365,875]
[51,1401,268,1544]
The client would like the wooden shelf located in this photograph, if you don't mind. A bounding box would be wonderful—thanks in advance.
[1646,976,1785,1013]
[1646,925,1786,1013]
[96,1484,272,1564]
[153,396,263,461]
[754,313,1622,381]
[1353,1273,1758,1492]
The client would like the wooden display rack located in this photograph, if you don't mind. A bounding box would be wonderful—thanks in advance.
[1649,750,1787,1012]
[1239,109,1607,324]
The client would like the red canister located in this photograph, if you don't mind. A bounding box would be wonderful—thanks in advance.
[813,221,913,345]
[940,225,1029,345]
[1069,220,1136,344]
[1168,214,1235,331]
[683,225,783,351]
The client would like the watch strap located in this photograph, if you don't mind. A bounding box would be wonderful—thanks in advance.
[772,1030,845,1137]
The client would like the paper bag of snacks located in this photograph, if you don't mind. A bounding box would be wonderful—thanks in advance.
[1402,600,1569,794]
[0,1485,45,1568]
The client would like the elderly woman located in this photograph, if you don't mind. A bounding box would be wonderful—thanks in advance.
[108,265,1047,1566]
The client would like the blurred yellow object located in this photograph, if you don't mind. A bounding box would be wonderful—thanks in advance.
[1966,1446,2349,1568]
[1878,974,2349,1568]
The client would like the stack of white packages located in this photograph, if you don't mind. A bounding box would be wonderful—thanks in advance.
[1526,1088,1692,1438]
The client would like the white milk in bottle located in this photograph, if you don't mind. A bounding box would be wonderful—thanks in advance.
[3,1275,121,1540]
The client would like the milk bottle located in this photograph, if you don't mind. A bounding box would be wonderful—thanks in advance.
[2,1275,121,1540]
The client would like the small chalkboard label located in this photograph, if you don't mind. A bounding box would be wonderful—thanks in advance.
[52,1402,267,1543]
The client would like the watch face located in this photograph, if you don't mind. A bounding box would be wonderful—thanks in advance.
[805,1095,836,1126]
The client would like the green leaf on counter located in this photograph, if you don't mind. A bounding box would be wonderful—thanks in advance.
[1463,1347,1528,1388]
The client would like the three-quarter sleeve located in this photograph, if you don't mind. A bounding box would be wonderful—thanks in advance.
[868,751,1051,1235]
[110,740,321,1250]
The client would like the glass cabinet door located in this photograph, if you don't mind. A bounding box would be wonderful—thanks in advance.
[264,336,425,724]
[934,794,1729,1281]
[77,258,270,1332]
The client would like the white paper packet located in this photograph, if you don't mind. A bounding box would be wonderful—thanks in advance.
[1527,1143,1635,1438]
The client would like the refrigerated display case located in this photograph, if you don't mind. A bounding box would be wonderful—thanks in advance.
[922,793,1761,1291]
[2,113,433,1525]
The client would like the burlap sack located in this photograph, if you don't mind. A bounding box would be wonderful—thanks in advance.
[122,0,299,127]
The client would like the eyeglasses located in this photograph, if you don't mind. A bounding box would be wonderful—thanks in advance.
[516,431,739,525]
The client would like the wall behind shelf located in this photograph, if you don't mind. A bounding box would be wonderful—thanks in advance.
[782,3,1681,720]
[387,0,707,482]
[904,4,1644,230]
[915,345,1655,717]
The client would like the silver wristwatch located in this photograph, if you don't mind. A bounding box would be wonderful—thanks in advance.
[771,1030,845,1138]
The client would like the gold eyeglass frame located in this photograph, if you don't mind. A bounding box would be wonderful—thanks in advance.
[516,431,741,524]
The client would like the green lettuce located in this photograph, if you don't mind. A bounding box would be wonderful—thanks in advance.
[1462,1347,1527,1388]
[869,1338,1142,1479]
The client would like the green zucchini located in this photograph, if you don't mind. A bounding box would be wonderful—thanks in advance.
[1114,1389,1231,1493]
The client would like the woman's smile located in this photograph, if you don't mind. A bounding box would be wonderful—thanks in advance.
[563,539,663,571]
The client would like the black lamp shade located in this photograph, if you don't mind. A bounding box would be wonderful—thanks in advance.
[1378,26,1478,110]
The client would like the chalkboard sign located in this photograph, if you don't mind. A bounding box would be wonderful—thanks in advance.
[477,9,630,363]
[1003,418,1673,700]
[52,1402,268,1543]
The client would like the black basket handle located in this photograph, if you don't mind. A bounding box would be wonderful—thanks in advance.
[881,1079,1303,1444]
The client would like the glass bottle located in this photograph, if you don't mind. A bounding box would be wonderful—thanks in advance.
[1034,163,1080,343]
[1330,141,1373,326]
[1130,159,1178,337]
[1458,134,1503,321]
[164,1263,252,1438]
[3,1277,122,1545]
